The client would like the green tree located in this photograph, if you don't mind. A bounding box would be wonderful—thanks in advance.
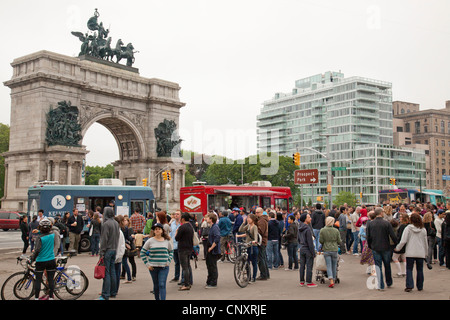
[334,191,357,208]
[0,124,10,201]
[184,167,196,186]
[201,154,298,194]
[202,155,240,185]
[183,150,210,182]
[85,164,115,185]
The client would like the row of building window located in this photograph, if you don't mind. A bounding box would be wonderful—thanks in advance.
[405,120,450,134]
[414,139,450,147]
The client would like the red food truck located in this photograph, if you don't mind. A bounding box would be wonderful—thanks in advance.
[180,184,293,218]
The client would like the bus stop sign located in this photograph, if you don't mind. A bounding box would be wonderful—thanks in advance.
[294,169,319,185]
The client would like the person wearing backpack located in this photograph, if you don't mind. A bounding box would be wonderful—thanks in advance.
[311,203,326,252]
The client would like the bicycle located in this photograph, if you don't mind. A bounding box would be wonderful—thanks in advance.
[221,234,238,263]
[1,251,89,300]
[233,242,252,288]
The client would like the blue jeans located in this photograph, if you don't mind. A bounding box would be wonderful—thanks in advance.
[266,240,279,269]
[179,250,193,286]
[299,249,314,283]
[101,249,117,300]
[313,229,321,251]
[172,249,180,280]
[346,229,353,251]
[248,246,259,280]
[436,237,445,266]
[149,266,170,300]
[352,231,361,254]
[323,251,338,280]
[112,263,121,297]
[91,233,100,255]
[372,250,393,289]
[122,256,132,281]
[287,242,299,269]
[406,257,424,290]
[278,240,284,266]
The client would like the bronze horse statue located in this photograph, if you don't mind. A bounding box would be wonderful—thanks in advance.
[113,39,137,67]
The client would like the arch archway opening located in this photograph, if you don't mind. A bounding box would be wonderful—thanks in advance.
[83,122,119,167]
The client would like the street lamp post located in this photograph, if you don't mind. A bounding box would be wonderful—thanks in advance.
[165,182,171,213]
[320,133,337,210]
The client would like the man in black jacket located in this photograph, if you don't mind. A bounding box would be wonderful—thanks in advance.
[67,209,84,253]
[366,207,398,290]
[175,212,194,291]
[311,203,325,252]
[298,213,317,287]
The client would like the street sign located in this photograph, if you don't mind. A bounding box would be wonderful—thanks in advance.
[443,175,450,181]
[332,167,346,171]
[294,169,319,185]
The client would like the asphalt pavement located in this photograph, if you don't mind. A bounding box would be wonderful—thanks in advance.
[0,237,449,302]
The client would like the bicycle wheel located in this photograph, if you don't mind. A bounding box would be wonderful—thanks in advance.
[234,258,250,288]
[54,269,89,300]
[227,242,237,263]
[1,272,34,300]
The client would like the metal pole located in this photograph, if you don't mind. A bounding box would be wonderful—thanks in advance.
[375,144,378,205]
[319,133,337,210]
[300,185,303,210]
[166,184,169,213]
[326,135,332,210]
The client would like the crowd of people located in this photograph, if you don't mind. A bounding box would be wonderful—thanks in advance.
[18,199,450,300]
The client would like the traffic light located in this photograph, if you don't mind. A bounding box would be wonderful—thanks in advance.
[162,171,168,181]
[389,178,396,185]
[142,178,148,186]
[167,171,172,181]
[293,152,301,166]
[360,192,363,198]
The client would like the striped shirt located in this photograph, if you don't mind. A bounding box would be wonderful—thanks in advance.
[140,237,174,268]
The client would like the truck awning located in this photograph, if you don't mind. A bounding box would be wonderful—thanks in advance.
[419,191,442,196]
[214,189,285,196]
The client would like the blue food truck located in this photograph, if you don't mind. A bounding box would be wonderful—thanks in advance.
[28,184,156,252]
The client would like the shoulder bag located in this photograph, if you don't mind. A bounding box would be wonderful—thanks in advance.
[94,257,105,279]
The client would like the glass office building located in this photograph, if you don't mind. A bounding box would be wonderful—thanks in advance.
[257,71,426,204]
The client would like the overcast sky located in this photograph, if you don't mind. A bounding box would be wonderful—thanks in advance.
[1,0,449,166]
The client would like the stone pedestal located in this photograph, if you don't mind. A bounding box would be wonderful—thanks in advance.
[2,50,186,212]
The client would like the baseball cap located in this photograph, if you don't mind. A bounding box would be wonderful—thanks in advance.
[151,223,164,230]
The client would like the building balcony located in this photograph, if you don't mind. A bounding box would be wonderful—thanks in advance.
[356,94,379,103]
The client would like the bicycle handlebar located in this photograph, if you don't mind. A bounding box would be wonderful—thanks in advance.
[236,242,253,248]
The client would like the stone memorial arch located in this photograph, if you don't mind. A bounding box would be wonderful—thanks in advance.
[1,50,186,212]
